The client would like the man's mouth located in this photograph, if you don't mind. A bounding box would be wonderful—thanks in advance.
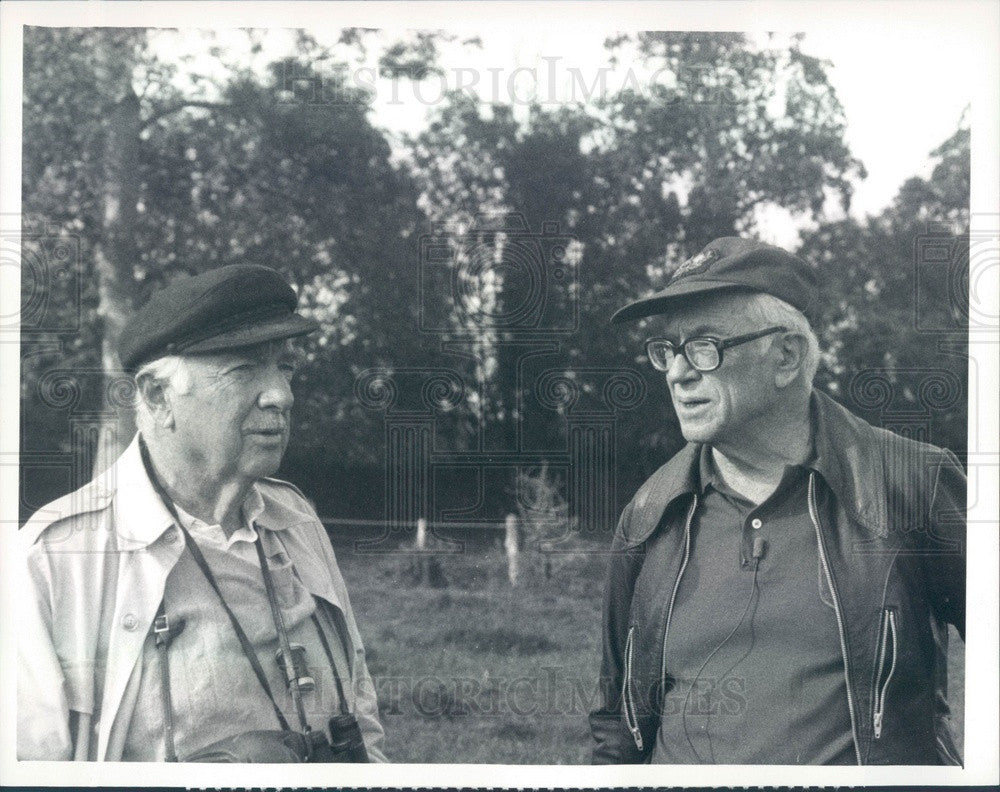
[676,397,711,409]
[246,426,286,436]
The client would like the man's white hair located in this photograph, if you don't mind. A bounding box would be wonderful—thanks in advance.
[741,292,821,384]
[134,355,192,432]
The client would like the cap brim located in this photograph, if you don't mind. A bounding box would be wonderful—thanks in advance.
[610,280,752,324]
[180,313,320,355]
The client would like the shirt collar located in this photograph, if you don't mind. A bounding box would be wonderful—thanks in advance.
[697,443,714,493]
[172,486,266,550]
[112,435,284,548]
[696,437,812,496]
[696,444,747,504]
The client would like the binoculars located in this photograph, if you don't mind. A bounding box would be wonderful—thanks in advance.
[305,713,369,763]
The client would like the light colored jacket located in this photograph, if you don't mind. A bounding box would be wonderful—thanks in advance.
[18,435,387,762]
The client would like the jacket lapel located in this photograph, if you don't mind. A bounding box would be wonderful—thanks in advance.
[623,442,700,546]
[97,437,183,759]
[808,390,890,538]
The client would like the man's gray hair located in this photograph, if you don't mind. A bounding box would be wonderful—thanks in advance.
[134,355,192,432]
[742,292,821,384]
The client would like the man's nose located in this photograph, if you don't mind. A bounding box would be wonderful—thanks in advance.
[665,352,699,386]
[258,365,294,412]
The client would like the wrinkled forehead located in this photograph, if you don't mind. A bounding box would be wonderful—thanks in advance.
[652,292,754,337]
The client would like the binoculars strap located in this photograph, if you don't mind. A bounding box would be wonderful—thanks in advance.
[139,437,351,761]
[152,600,179,762]
[310,612,350,717]
[253,534,312,735]
[170,521,295,732]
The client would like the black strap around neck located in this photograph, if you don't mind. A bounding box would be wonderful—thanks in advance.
[138,438,291,734]
[138,437,356,758]
[173,520,293,733]
[254,535,311,734]
[152,601,179,762]
[310,613,350,717]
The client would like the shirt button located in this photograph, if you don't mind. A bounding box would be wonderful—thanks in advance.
[121,613,139,631]
[750,518,763,530]
[164,528,179,543]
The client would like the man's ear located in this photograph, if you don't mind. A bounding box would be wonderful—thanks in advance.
[136,374,174,429]
[774,332,808,389]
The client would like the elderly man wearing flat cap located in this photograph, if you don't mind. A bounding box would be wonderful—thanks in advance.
[589,238,966,765]
[19,265,386,762]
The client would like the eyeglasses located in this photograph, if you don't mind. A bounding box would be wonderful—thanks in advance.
[645,326,787,372]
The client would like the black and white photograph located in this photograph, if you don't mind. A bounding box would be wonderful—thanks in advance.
[1,0,997,787]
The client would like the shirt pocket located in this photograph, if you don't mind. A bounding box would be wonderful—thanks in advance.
[263,550,299,610]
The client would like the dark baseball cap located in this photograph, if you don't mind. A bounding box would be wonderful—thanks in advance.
[610,237,818,325]
[118,265,319,372]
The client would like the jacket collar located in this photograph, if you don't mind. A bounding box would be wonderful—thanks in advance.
[625,442,700,545]
[805,388,890,536]
[625,389,889,546]
[110,435,176,548]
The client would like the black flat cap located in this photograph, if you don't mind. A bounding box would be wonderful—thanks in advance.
[119,265,319,371]
[611,237,818,325]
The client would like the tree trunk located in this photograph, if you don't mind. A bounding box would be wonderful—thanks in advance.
[91,33,141,475]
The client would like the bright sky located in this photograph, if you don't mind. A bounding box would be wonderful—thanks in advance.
[150,22,974,247]
[380,25,974,223]
[797,27,973,218]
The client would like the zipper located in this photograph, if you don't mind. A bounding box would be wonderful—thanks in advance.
[622,495,696,754]
[659,496,697,702]
[873,607,898,739]
[808,473,862,765]
[622,625,643,751]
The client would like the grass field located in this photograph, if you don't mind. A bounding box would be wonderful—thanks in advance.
[337,545,965,764]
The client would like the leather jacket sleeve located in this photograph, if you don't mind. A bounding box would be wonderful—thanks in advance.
[589,501,647,764]
[921,448,967,640]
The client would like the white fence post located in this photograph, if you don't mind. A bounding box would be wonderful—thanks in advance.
[416,517,427,584]
[505,513,519,587]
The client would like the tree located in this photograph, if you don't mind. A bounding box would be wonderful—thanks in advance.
[20,28,441,519]
[406,32,868,499]
[22,28,146,484]
[798,124,970,457]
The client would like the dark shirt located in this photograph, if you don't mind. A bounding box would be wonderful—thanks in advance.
[651,447,855,764]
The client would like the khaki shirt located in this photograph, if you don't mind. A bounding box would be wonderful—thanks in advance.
[18,435,387,761]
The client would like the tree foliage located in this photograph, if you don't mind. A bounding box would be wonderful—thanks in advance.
[405,32,873,481]
[20,28,968,523]
[799,125,970,456]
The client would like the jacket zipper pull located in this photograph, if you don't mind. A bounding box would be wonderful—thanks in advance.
[873,711,883,739]
[629,724,644,751]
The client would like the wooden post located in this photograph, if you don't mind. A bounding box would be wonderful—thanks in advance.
[416,517,427,585]
[505,513,519,587]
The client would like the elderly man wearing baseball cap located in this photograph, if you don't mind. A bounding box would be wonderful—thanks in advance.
[589,238,966,765]
[19,266,386,763]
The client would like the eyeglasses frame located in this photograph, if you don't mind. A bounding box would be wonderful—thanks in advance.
[644,325,789,373]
